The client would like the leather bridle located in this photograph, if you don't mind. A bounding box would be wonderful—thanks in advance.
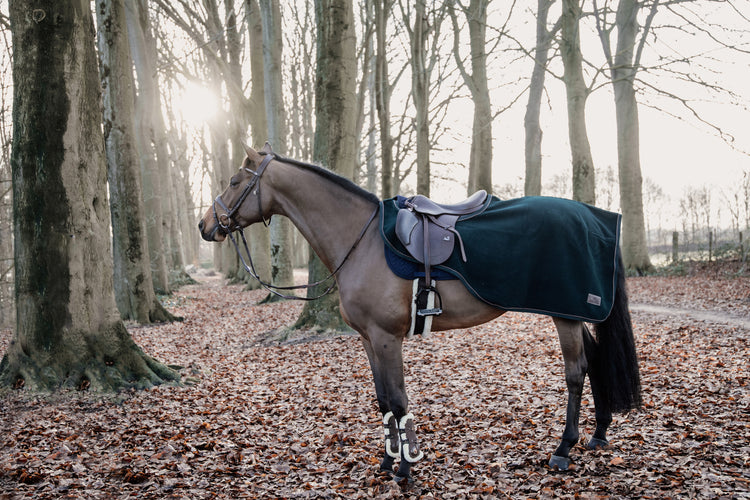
[212,152,274,234]
[210,151,378,301]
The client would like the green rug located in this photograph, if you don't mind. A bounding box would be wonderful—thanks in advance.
[380,195,622,323]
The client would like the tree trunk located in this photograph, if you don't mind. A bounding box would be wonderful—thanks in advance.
[259,0,295,296]
[560,0,595,205]
[1,0,178,391]
[524,0,556,197]
[466,0,492,195]
[450,0,493,195]
[294,0,357,332]
[612,0,653,272]
[0,43,13,330]
[97,0,177,323]
[244,0,272,290]
[374,0,394,198]
[410,0,430,197]
[364,0,378,193]
[124,0,171,293]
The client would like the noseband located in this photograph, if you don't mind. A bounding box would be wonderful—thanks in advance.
[212,152,274,233]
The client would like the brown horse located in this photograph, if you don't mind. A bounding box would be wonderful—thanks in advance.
[198,143,641,481]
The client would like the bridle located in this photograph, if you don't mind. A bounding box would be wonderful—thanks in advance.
[213,152,273,233]
[211,151,378,301]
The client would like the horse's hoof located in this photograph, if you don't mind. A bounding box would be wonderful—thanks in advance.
[393,474,413,484]
[548,454,573,471]
[587,437,609,450]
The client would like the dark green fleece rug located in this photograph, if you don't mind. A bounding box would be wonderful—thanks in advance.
[380,195,622,323]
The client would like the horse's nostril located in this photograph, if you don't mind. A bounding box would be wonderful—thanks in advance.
[198,220,204,231]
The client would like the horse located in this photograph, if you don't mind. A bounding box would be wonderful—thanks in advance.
[198,143,642,481]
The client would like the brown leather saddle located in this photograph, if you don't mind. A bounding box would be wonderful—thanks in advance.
[395,190,488,316]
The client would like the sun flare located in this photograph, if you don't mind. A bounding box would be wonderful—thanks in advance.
[176,82,220,127]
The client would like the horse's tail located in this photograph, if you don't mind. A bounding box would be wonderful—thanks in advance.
[588,252,642,413]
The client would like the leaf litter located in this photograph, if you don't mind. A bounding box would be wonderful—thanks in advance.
[0,268,748,499]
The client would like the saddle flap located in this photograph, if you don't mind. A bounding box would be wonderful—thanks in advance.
[395,209,419,246]
[395,209,456,265]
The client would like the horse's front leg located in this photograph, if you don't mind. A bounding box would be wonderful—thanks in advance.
[550,318,587,471]
[361,337,399,473]
[361,330,424,481]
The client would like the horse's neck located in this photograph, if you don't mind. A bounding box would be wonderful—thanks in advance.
[268,163,377,272]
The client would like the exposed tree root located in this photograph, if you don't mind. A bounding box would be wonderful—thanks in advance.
[0,322,180,392]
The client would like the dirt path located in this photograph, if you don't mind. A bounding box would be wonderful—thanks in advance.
[630,302,750,329]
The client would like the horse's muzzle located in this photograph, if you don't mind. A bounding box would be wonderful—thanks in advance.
[198,220,225,242]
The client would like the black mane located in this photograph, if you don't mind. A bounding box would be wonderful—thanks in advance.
[277,155,381,205]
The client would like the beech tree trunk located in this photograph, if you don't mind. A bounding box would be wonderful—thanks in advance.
[374,0,394,198]
[611,0,653,272]
[560,0,595,205]
[259,0,295,296]
[0,0,178,391]
[98,0,177,323]
[524,0,556,197]
[451,0,493,195]
[410,0,430,197]
[294,0,357,332]
[244,0,272,290]
[124,0,171,293]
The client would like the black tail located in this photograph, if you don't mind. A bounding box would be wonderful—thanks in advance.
[589,253,642,413]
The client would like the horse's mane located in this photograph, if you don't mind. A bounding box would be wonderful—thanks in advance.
[280,156,381,205]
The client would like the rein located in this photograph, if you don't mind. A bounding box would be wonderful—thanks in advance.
[213,151,379,301]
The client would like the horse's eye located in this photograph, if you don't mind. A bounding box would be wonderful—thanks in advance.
[230,176,240,187]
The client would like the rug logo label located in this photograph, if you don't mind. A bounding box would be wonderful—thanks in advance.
[587,293,602,306]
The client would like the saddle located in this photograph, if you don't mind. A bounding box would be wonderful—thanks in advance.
[395,190,488,317]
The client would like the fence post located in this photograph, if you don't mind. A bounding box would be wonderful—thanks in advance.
[672,231,679,263]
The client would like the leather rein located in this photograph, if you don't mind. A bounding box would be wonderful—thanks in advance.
[212,152,379,301]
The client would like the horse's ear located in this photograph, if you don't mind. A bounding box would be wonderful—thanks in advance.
[261,142,273,155]
[243,142,256,158]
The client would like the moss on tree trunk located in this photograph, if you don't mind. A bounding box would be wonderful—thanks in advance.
[2,0,178,391]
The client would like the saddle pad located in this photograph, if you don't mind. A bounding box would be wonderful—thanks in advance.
[380,195,622,323]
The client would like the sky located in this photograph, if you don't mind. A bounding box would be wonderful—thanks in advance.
[424,0,750,234]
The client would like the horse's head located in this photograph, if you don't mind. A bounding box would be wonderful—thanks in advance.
[198,143,273,242]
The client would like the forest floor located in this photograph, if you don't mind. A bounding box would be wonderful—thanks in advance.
[1,262,749,499]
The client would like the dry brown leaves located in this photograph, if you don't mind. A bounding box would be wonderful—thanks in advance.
[1,269,749,499]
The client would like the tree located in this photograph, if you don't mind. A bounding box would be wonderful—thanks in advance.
[259,0,295,296]
[450,0,494,195]
[594,0,653,272]
[0,0,177,391]
[98,0,176,323]
[124,0,172,293]
[524,0,558,197]
[374,0,395,198]
[244,0,272,289]
[560,0,595,205]
[0,12,13,330]
[294,0,357,332]
[151,0,244,281]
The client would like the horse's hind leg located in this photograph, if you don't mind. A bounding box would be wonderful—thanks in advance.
[582,325,612,449]
[550,318,587,471]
